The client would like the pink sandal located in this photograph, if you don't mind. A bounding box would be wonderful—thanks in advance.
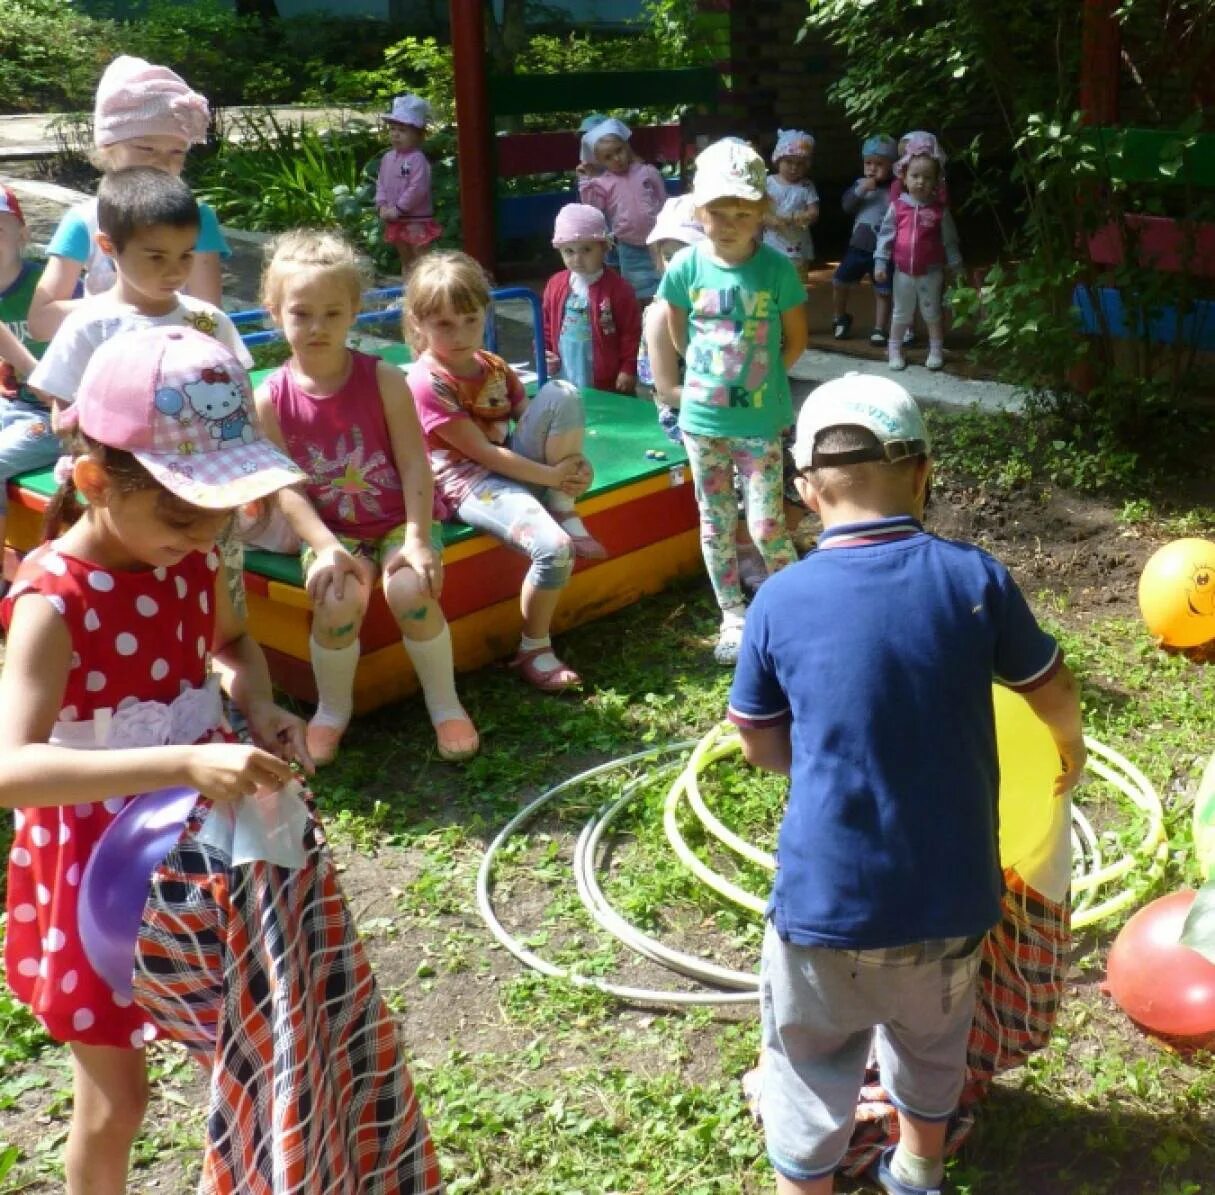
[558,516,608,561]
[510,645,582,693]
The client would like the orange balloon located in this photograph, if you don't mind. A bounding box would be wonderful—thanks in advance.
[1138,538,1215,647]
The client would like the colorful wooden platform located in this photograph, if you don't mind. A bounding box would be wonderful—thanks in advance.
[3,367,702,713]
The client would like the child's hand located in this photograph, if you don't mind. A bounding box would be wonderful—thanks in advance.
[545,350,561,376]
[306,545,361,604]
[1053,736,1087,796]
[874,267,888,285]
[575,163,597,178]
[386,532,443,600]
[615,371,636,395]
[550,454,592,497]
[245,699,315,777]
[185,742,297,803]
[858,177,877,194]
[378,204,396,221]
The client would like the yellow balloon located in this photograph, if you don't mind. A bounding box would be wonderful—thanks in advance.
[1138,538,1215,648]
[995,685,1063,874]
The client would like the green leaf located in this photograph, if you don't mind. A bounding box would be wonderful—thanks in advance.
[1180,881,1215,965]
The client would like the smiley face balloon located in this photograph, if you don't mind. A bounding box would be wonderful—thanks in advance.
[1138,538,1215,648]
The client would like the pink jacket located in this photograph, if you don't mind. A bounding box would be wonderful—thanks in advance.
[874,193,962,278]
[542,268,641,389]
[375,147,433,218]
[577,163,665,246]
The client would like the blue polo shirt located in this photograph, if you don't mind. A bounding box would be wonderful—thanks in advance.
[728,516,1061,949]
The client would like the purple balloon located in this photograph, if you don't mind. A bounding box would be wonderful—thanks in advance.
[78,787,199,1000]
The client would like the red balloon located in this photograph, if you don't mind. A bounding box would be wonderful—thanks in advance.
[1106,890,1215,1046]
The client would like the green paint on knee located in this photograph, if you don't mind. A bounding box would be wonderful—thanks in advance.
[332,622,357,638]
[400,606,430,623]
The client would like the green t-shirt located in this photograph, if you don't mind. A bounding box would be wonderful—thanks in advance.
[0,261,47,401]
[657,242,805,438]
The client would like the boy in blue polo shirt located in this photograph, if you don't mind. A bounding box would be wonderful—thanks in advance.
[727,374,1085,1195]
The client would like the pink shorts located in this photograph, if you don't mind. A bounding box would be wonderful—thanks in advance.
[384,217,442,248]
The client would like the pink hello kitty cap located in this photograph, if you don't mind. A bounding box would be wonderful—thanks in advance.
[59,326,304,509]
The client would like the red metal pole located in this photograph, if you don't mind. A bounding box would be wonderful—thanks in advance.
[450,0,495,270]
[1079,0,1120,125]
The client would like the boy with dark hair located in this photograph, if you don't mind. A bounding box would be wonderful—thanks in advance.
[30,167,250,414]
[728,373,1084,1195]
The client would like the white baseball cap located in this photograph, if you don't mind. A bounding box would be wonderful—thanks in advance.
[793,373,930,470]
[691,138,767,205]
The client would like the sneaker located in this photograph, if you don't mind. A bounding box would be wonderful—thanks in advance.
[869,327,887,346]
[875,1147,943,1195]
[888,351,907,371]
[832,314,853,340]
[925,348,945,371]
[903,327,916,346]
[714,614,746,666]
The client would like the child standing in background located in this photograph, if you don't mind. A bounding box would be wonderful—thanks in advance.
[0,186,57,580]
[874,135,962,371]
[376,94,443,284]
[406,251,604,692]
[832,134,897,344]
[543,203,641,394]
[255,230,478,765]
[29,55,226,341]
[658,138,807,664]
[763,130,820,284]
[577,117,666,300]
[0,325,443,1195]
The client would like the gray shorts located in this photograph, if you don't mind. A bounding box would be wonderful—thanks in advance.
[759,921,982,1182]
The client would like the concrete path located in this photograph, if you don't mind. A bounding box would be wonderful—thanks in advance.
[0,106,366,160]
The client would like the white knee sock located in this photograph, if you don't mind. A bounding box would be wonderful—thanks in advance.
[310,639,360,728]
[401,623,466,725]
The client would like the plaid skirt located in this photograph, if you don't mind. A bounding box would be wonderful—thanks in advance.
[134,800,443,1195]
[839,872,1070,1176]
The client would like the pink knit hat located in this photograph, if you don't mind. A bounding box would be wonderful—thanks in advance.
[93,56,211,149]
[552,203,611,246]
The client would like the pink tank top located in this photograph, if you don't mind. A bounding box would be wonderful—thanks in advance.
[266,350,407,541]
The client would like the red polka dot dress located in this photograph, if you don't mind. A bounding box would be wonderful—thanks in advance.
[1,542,221,1049]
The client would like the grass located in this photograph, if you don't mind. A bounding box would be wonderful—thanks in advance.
[2,407,1214,1192]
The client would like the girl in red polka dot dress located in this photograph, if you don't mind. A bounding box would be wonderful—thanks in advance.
[0,327,443,1195]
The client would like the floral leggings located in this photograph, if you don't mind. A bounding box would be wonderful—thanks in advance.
[682,432,795,616]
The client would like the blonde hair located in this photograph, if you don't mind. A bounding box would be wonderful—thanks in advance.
[403,251,492,353]
[260,228,367,314]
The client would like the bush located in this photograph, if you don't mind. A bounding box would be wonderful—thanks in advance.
[0,0,118,113]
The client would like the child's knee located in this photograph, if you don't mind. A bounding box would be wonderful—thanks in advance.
[314,588,367,640]
[385,572,442,628]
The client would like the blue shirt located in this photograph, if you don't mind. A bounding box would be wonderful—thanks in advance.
[728,516,1061,949]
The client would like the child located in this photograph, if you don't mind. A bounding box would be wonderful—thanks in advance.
[657,138,807,664]
[405,250,604,691]
[728,373,1085,1195]
[29,55,226,341]
[543,203,641,394]
[577,117,666,300]
[832,134,897,344]
[641,194,705,442]
[763,130,820,284]
[0,325,442,1194]
[0,186,58,577]
[254,229,478,765]
[29,167,251,414]
[376,94,443,283]
[874,135,962,371]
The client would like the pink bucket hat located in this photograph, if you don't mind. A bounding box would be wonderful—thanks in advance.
[93,56,211,149]
[60,326,303,510]
[895,131,948,178]
[552,203,611,246]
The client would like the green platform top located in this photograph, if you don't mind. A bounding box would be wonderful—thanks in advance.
[11,369,687,591]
